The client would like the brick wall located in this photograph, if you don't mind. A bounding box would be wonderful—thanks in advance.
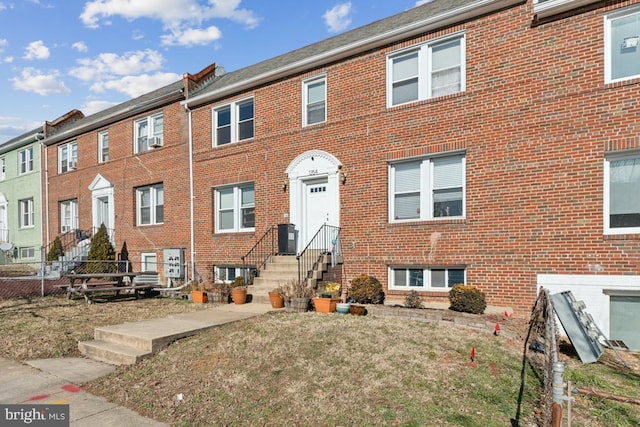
[188,1,640,314]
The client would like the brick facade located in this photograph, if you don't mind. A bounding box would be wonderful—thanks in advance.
[39,0,640,315]
[187,1,640,314]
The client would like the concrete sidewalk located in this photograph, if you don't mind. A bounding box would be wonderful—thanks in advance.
[0,302,274,426]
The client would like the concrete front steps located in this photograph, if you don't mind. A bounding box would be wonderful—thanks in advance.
[250,255,299,304]
[79,307,266,365]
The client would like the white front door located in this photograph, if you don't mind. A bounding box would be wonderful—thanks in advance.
[96,196,110,229]
[0,201,7,242]
[304,178,330,243]
[286,150,342,250]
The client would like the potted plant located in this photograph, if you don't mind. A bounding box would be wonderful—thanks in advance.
[313,282,342,313]
[283,279,313,312]
[186,280,208,304]
[209,280,231,304]
[268,285,285,309]
[230,276,248,305]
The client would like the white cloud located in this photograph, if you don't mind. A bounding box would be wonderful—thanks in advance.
[72,41,88,52]
[0,116,42,142]
[23,40,50,60]
[80,0,259,29]
[0,38,7,49]
[161,25,222,46]
[90,72,181,98]
[10,68,71,96]
[3,56,13,63]
[69,49,165,81]
[132,29,145,40]
[323,2,352,33]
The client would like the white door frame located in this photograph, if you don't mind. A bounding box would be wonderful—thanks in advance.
[285,150,341,251]
[88,174,115,242]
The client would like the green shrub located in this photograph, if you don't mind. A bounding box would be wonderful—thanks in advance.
[449,284,486,314]
[349,274,385,304]
[47,237,64,262]
[87,224,116,274]
[404,290,423,309]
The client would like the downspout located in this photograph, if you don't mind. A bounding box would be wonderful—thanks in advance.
[185,104,195,281]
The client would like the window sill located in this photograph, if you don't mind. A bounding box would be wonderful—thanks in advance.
[389,218,465,226]
[603,233,640,241]
[387,91,465,111]
[533,0,599,19]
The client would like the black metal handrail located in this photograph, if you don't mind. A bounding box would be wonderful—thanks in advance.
[241,226,277,282]
[297,225,341,286]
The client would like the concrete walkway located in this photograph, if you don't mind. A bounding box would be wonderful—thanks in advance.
[0,302,273,426]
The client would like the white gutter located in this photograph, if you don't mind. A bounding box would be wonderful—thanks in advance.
[186,105,196,281]
[183,0,522,108]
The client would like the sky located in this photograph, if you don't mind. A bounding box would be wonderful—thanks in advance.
[0,0,430,142]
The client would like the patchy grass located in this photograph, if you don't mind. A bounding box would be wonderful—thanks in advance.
[2,296,639,426]
[0,296,208,360]
[85,312,539,427]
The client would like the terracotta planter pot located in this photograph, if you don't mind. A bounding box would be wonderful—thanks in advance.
[268,292,284,309]
[231,287,247,305]
[313,297,341,313]
[191,290,208,304]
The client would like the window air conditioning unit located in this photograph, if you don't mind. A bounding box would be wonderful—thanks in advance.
[69,160,77,170]
[147,136,163,148]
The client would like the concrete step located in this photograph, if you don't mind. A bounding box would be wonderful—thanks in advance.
[78,340,150,365]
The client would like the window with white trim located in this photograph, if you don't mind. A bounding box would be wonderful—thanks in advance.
[604,153,640,234]
[60,199,78,233]
[215,184,255,232]
[389,267,465,291]
[0,157,5,180]
[59,141,78,173]
[19,247,36,259]
[605,6,640,83]
[19,147,34,174]
[303,76,326,126]
[19,198,34,228]
[387,33,465,107]
[141,252,158,272]
[214,265,256,282]
[213,98,254,146]
[98,131,109,163]
[134,112,163,153]
[389,154,465,222]
[136,184,164,226]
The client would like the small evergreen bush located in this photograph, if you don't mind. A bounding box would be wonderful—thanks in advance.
[87,224,116,274]
[349,274,385,304]
[449,284,487,314]
[404,290,423,309]
[47,237,64,262]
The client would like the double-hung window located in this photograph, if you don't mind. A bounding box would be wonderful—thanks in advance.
[604,153,640,234]
[59,141,78,173]
[303,76,326,126]
[19,198,34,228]
[98,131,109,163]
[60,199,78,233]
[136,184,164,226]
[0,157,5,180]
[390,267,465,291]
[387,33,465,107]
[389,154,465,222]
[215,184,255,232]
[605,6,640,83]
[19,147,34,174]
[134,113,163,153]
[141,253,158,272]
[213,98,254,146]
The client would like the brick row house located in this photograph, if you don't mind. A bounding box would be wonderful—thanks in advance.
[1,0,635,346]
